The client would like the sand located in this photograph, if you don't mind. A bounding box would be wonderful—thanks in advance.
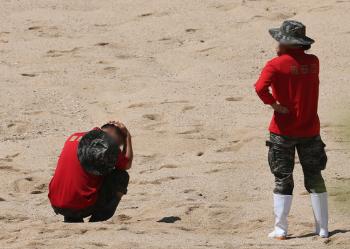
[0,0,350,248]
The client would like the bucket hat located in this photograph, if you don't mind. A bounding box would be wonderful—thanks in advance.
[269,20,314,45]
[77,129,119,176]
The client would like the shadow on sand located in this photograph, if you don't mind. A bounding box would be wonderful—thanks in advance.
[290,229,350,239]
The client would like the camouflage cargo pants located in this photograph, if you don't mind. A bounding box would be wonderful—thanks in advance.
[266,133,327,195]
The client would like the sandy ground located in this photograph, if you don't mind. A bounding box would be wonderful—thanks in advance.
[0,0,350,248]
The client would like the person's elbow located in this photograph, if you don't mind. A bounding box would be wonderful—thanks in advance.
[254,86,276,105]
[124,157,133,170]
[254,83,264,96]
[124,162,132,170]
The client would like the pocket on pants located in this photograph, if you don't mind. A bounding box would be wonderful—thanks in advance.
[266,140,294,174]
[298,138,327,171]
[267,143,275,174]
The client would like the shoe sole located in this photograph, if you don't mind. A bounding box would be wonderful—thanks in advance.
[275,236,287,240]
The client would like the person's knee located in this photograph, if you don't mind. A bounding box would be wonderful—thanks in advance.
[274,173,294,195]
[113,170,129,195]
[299,137,327,172]
[123,171,130,184]
[274,181,294,195]
[304,173,326,193]
[119,170,129,189]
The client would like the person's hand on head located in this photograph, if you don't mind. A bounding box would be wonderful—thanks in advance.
[108,121,130,136]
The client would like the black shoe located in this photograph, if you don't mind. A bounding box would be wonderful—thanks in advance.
[64,216,84,223]
[89,197,121,222]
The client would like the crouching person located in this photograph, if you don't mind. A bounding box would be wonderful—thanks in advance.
[48,121,133,222]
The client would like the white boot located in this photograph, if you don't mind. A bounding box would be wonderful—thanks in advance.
[310,192,329,238]
[268,194,293,239]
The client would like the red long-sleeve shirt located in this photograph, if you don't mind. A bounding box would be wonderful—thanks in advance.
[255,49,320,137]
[48,130,129,210]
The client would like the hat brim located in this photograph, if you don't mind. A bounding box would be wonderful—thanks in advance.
[269,28,315,45]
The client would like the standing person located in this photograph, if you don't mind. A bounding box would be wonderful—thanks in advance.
[254,20,328,239]
[48,121,133,222]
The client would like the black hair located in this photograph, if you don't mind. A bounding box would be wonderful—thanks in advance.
[291,44,311,51]
[77,129,119,176]
[300,44,311,51]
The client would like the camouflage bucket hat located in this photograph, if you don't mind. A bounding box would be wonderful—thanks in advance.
[77,129,119,176]
[269,20,315,45]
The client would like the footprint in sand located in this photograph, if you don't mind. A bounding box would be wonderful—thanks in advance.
[0,31,10,38]
[158,37,185,47]
[45,47,81,58]
[177,124,203,136]
[137,153,159,165]
[161,100,189,104]
[0,157,13,163]
[26,242,47,248]
[231,218,266,232]
[3,121,32,140]
[139,13,153,17]
[216,136,258,153]
[176,226,193,231]
[117,214,132,223]
[183,189,195,193]
[97,66,118,76]
[204,168,229,174]
[13,177,47,194]
[185,28,198,33]
[103,66,117,72]
[95,42,110,46]
[138,12,169,18]
[31,183,47,194]
[0,32,9,43]
[308,5,333,12]
[94,24,108,27]
[0,214,29,223]
[177,129,200,135]
[197,47,217,53]
[225,97,243,102]
[270,12,297,20]
[139,164,178,174]
[143,114,161,121]
[138,176,179,185]
[23,110,43,115]
[216,145,240,153]
[21,73,37,77]
[115,54,136,60]
[182,106,195,112]
[0,165,20,172]
[211,3,239,11]
[0,153,20,163]
[88,242,108,247]
[159,164,178,170]
[128,102,154,109]
[27,25,61,38]
[197,152,204,156]
[185,205,200,215]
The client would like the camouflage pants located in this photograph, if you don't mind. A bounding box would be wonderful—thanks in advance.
[266,133,327,195]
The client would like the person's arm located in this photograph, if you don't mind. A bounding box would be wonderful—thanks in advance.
[113,121,133,170]
[123,132,133,170]
[254,62,289,114]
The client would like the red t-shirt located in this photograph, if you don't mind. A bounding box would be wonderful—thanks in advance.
[48,131,129,210]
[255,50,320,137]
